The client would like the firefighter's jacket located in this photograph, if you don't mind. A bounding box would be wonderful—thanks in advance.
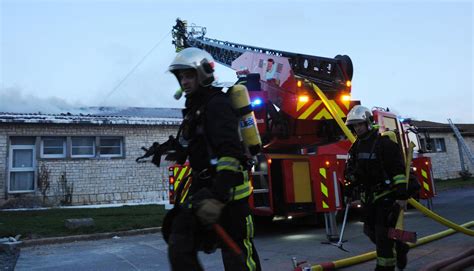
[180,86,250,203]
[345,129,408,203]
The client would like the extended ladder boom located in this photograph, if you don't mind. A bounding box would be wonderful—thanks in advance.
[172,19,353,92]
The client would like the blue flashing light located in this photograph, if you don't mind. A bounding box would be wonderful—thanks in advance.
[251,98,263,107]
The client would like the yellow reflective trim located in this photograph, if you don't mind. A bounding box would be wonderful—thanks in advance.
[217,165,240,172]
[320,182,328,197]
[393,174,406,181]
[246,215,254,239]
[174,167,179,176]
[313,108,332,120]
[298,100,321,119]
[421,169,428,179]
[319,168,327,179]
[243,238,256,271]
[393,179,408,185]
[217,157,240,172]
[231,171,252,201]
[423,181,430,191]
[322,201,329,208]
[233,188,251,200]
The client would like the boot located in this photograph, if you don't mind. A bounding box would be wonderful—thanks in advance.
[395,242,409,270]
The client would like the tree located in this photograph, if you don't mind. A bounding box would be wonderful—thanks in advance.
[37,163,51,204]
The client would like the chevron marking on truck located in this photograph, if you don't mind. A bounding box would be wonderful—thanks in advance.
[297,99,350,120]
[421,169,431,192]
[174,166,192,191]
[319,168,329,209]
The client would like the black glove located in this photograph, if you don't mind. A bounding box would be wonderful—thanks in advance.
[343,172,357,198]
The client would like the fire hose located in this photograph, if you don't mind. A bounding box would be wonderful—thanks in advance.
[298,220,474,271]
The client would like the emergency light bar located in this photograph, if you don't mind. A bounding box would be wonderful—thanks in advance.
[251,98,263,107]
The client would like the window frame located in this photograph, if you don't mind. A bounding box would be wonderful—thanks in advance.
[70,136,96,158]
[40,136,67,158]
[420,137,446,153]
[99,136,124,158]
[8,144,36,193]
[433,138,446,153]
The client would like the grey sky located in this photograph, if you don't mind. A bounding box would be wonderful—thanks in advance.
[1,0,472,123]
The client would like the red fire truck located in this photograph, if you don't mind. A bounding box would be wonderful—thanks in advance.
[166,19,435,227]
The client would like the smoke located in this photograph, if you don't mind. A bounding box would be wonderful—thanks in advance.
[0,87,83,114]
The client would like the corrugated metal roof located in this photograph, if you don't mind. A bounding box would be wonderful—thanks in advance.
[0,107,183,126]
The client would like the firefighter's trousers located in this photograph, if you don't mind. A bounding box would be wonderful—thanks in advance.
[168,198,261,271]
[363,196,408,271]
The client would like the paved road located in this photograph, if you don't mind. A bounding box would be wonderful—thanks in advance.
[16,188,474,271]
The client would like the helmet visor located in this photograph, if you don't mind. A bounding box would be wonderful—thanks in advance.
[168,64,195,73]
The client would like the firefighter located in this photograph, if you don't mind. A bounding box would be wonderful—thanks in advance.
[166,47,261,271]
[344,105,410,271]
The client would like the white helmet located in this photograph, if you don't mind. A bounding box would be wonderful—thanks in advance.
[345,105,373,127]
[168,47,215,87]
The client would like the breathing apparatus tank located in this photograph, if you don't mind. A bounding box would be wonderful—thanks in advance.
[228,84,262,156]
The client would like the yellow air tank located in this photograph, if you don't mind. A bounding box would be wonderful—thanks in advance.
[228,84,262,156]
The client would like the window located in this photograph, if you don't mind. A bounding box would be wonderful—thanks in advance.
[9,137,36,193]
[420,138,426,151]
[433,138,446,152]
[420,138,446,153]
[71,137,95,158]
[41,137,66,158]
[99,137,123,157]
[383,117,398,132]
[11,137,35,145]
[276,63,283,73]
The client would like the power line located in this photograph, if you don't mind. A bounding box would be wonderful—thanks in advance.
[100,30,171,105]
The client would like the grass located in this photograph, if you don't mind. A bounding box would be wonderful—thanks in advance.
[0,204,166,240]
[434,177,474,191]
[1,178,472,240]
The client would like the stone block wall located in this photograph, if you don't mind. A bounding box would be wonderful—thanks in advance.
[418,132,474,180]
[0,123,179,206]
